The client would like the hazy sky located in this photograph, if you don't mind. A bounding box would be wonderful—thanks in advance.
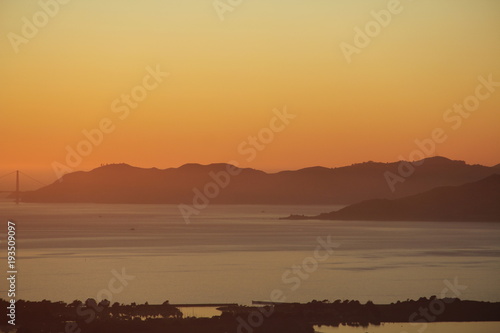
[1,0,499,185]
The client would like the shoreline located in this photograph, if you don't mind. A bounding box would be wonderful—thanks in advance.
[3,297,500,332]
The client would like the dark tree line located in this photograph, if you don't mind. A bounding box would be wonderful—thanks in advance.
[2,297,500,333]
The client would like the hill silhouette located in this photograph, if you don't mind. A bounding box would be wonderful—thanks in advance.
[22,157,499,204]
[282,174,500,221]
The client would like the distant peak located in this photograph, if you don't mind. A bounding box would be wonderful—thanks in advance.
[415,156,466,165]
[422,156,451,162]
[178,162,240,170]
[296,166,331,172]
[178,163,203,169]
[96,163,133,169]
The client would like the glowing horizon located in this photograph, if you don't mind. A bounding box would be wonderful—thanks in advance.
[1,0,499,185]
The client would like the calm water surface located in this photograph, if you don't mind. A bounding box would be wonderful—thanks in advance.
[314,322,500,332]
[1,203,499,307]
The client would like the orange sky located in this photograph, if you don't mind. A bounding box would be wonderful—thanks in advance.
[1,0,499,187]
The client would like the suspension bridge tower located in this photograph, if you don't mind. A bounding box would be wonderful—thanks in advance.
[15,170,19,205]
[0,170,46,204]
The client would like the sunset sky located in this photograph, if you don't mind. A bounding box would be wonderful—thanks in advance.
[1,0,499,187]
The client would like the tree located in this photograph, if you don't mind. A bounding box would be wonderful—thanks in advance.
[99,299,111,309]
[70,299,82,307]
[85,298,98,309]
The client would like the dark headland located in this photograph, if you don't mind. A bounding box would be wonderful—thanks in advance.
[281,174,500,222]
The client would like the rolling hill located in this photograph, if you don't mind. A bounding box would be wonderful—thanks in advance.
[21,156,500,205]
[282,174,500,222]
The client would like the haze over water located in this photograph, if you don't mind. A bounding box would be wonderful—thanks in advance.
[2,202,499,305]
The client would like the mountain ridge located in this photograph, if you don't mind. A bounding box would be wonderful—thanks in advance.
[282,174,500,222]
[21,156,500,204]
